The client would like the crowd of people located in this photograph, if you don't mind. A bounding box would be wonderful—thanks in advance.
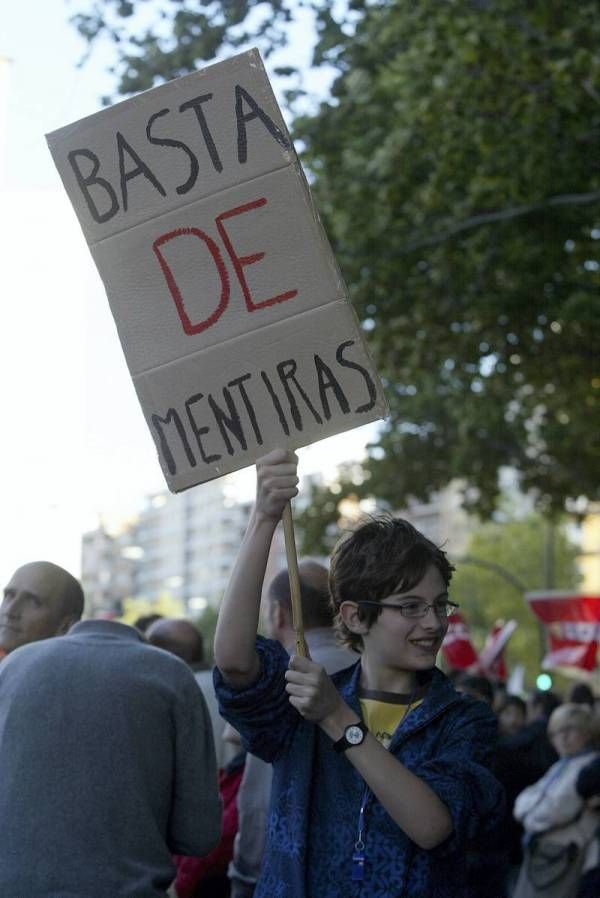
[455,675,600,897]
[0,450,598,897]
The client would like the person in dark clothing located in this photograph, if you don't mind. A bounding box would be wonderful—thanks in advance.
[568,682,595,709]
[497,690,562,790]
[465,692,526,896]
[133,612,164,634]
[494,690,561,894]
[457,673,495,706]
[575,755,600,898]
[498,695,527,738]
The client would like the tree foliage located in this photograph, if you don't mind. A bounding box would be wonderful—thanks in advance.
[72,1,600,519]
[194,604,219,664]
[70,0,316,103]
[450,515,580,684]
[296,461,371,556]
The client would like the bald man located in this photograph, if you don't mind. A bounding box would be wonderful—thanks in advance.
[263,560,354,665]
[0,561,84,656]
[0,613,220,897]
[147,617,229,767]
[146,617,206,667]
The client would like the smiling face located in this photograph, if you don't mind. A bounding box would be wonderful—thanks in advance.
[344,565,450,688]
[0,562,77,654]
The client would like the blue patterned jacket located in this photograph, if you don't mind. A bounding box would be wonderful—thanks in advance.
[214,637,504,898]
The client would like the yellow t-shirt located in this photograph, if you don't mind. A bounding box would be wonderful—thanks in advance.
[359,686,426,749]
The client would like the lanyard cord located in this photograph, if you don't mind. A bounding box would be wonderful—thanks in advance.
[352,681,419,878]
[355,785,371,852]
[351,786,371,881]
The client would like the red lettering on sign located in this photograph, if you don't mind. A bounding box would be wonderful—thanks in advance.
[215,198,298,312]
[152,227,230,335]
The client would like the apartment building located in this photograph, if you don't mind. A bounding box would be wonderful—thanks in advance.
[81,472,285,617]
[82,459,478,619]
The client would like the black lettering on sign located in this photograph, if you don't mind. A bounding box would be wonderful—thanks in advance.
[261,371,290,436]
[234,85,291,164]
[314,354,350,420]
[179,94,223,174]
[276,359,323,432]
[116,131,166,212]
[208,388,247,457]
[146,108,199,195]
[151,408,197,475]
[149,343,380,479]
[67,149,119,224]
[228,374,263,445]
[336,341,377,413]
[185,393,221,465]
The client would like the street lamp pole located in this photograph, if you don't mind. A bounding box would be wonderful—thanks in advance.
[452,555,546,667]
[454,555,527,594]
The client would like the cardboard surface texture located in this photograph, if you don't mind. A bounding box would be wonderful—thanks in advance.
[47,49,387,491]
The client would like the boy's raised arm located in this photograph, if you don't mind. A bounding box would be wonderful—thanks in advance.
[214,449,299,688]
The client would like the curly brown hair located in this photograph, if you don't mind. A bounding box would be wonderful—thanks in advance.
[328,516,454,652]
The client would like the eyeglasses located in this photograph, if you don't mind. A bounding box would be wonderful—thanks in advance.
[357,600,459,619]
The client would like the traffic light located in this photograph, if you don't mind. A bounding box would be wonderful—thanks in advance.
[536,673,553,691]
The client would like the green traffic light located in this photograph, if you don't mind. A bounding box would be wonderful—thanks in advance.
[536,673,553,691]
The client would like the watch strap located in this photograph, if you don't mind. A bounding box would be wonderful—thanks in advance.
[332,720,368,753]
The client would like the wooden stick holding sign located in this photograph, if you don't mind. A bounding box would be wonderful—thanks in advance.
[282,501,310,658]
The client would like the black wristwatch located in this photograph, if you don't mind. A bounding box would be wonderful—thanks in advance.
[333,720,368,753]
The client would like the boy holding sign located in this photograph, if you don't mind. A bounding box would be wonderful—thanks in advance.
[214,449,503,897]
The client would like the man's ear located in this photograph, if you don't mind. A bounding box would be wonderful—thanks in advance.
[339,601,370,636]
[277,602,293,634]
[56,615,77,637]
[266,599,287,635]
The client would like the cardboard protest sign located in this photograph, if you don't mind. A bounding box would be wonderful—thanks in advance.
[47,49,387,491]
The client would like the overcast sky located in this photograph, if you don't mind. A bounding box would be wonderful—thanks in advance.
[0,1,376,586]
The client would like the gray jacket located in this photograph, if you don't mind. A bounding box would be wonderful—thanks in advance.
[0,620,221,897]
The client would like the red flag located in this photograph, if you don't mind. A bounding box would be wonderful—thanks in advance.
[526,592,600,673]
[442,611,479,671]
[478,619,517,681]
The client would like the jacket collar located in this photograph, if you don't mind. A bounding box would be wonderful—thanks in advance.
[338,662,461,744]
[67,620,144,642]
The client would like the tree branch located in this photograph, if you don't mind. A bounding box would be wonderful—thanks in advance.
[582,79,600,106]
[400,190,600,254]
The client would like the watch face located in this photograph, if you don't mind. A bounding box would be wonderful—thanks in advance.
[346,724,364,745]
